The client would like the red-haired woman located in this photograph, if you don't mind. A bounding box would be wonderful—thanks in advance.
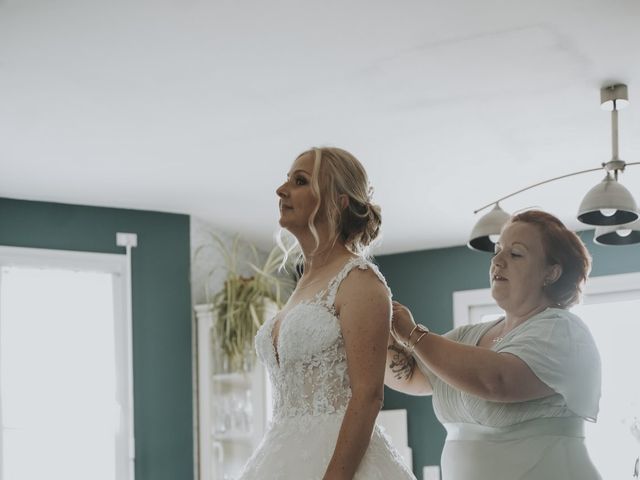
[387,210,602,480]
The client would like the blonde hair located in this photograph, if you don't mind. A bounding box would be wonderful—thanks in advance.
[278,147,382,264]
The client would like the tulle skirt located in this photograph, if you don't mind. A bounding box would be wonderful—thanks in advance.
[238,412,416,480]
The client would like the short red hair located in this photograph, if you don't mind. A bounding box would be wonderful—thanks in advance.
[508,210,591,308]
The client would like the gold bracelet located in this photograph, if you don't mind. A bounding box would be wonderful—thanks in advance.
[405,324,420,346]
[406,324,430,354]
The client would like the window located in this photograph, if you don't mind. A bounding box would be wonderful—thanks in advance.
[453,272,640,479]
[0,246,134,480]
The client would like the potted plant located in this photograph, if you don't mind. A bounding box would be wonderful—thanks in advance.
[196,234,294,372]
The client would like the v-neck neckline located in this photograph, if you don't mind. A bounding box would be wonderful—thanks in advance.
[269,256,359,367]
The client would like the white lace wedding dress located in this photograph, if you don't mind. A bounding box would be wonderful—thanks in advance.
[238,256,416,480]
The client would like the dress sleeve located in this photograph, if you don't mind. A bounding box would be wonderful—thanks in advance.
[415,324,477,386]
[497,309,602,421]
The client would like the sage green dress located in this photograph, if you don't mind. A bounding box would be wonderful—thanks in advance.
[418,308,602,480]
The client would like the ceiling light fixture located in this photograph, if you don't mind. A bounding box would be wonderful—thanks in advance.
[594,218,640,246]
[468,84,640,252]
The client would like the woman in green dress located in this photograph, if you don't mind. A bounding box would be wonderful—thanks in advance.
[385,210,602,480]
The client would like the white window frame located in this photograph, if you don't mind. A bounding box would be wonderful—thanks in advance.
[0,245,135,480]
[453,271,640,327]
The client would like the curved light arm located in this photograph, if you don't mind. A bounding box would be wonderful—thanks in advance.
[474,162,640,214]
[474,166,604,214]
[476,87,638,215]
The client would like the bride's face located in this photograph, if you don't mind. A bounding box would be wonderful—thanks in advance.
[276,153,319,231]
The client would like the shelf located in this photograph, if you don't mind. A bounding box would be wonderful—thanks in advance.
[212,431,253,442]
[196,306,270,480]
[212,372,251,387]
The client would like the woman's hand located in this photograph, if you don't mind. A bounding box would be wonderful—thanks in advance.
[391,301,417,345]
[385,301,433,395]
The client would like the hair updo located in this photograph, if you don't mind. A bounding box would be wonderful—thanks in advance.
[303,147,382,256]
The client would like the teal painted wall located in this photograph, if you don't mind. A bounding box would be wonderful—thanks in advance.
[377,230,640,480]
[0,197,193,480]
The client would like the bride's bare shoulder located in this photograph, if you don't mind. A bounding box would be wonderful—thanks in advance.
[334,263,391,316]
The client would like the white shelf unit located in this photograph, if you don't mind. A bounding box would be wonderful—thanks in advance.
[211,373,252,387]
[195,303,272,480]
[212,432,254,443]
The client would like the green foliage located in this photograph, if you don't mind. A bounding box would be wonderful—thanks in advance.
[195,233,295,371]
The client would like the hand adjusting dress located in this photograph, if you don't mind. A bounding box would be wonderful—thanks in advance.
[238,257,416,480]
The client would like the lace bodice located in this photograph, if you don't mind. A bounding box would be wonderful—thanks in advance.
[241,257,416,480]
[254,256,391,421]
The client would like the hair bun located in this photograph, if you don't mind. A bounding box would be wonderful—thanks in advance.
[340,199,381,250]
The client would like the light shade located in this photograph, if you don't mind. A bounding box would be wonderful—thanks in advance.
[594,219,640,246]
[468,203,511,252]
[577,174,638,226]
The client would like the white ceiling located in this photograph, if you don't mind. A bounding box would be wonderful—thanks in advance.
[2,0,640,254]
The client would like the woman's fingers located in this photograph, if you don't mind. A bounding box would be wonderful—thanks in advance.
[392,301,406,312]
[392,305,410,319]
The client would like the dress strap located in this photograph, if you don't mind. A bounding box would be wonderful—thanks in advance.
[323,256,392,311]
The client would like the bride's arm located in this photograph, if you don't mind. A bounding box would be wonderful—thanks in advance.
[322,269,391,480]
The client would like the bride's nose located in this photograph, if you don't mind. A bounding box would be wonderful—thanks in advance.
[276,183,289,198]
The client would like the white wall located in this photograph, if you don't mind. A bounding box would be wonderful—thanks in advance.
[190,217,262,306]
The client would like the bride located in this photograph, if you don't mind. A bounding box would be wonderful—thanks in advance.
[238,147,415,480]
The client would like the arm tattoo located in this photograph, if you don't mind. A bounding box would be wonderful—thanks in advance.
[388,342,416,381]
